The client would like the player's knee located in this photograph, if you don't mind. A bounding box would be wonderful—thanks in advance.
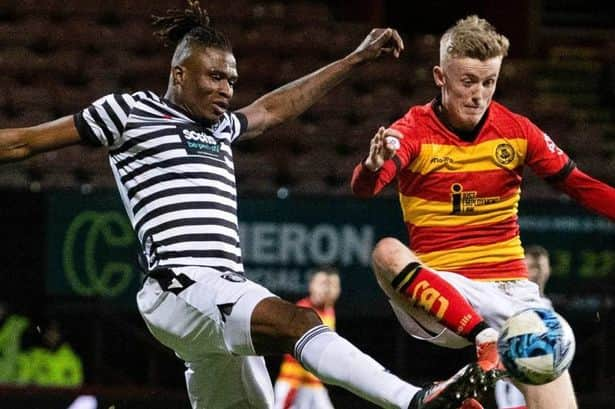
[251,298,324,354]
[372,237,405,268]
[277,305,323,349]
[372,237,419,283]
[252,298,322,339]
[291,306,323,335]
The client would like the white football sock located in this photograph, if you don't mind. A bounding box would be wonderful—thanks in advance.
[294,325,419,409]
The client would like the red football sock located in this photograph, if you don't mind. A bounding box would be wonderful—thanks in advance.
[391,262,487,340]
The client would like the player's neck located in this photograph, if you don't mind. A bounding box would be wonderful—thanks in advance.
[163,91,216,126]
[431,96,487,142]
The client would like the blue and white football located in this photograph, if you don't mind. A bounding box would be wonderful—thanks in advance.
[497,307,575,385]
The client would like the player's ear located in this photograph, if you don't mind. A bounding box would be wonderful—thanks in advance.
[172,66,185,86]
[433,65,445,87]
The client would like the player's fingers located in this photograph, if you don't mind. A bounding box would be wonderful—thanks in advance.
[370,127,388,158]
[390,29,404,55]
[370,28,395,51]
[374,28,392,42]
[371,127,384,142]
[370,134,381,151]
[380,47,395,56]
[376,28,403,57]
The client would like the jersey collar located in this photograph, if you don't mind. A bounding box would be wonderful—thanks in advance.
[430,95,489,142]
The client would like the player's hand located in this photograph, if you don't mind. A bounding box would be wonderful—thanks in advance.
[351,28,404,61]
[364,127,403,171]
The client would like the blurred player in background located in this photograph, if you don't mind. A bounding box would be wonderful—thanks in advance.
[0,1,491,408]
[495,245,553,409]
[351,14,615,409]
[523,245,553,307]
[274,266,341,409]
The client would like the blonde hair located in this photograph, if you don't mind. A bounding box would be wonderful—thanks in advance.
[439,15,510,63]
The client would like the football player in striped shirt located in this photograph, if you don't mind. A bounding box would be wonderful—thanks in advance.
[352,14,615,409]
[0,1,492,408]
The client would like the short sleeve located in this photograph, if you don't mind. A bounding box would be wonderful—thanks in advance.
[73,93,136,148]
[229,111,248,143]
[524,117,575,181]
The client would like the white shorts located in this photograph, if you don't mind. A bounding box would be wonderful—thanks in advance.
[136,266,277,409]
[390,271,548,348]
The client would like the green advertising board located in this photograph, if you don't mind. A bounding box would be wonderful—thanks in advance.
[517,201,615,294]
[46,191,615,316]
[46,192,140,303]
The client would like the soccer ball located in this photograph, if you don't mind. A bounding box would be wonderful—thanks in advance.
[497,307,575,385]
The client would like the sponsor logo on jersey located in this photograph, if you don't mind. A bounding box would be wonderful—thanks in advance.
[495,143,515,165]
[178,125,222,157]
[450,183,500,214]
[430,156,454,164]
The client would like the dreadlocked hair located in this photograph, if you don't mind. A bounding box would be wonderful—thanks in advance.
[151,0,231,51]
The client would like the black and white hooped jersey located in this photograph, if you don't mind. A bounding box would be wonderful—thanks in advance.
[74,91,247,274]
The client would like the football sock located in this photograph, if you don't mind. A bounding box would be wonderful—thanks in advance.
[475,327,499,344]
[392,262,488,341]
[294,325,419,409]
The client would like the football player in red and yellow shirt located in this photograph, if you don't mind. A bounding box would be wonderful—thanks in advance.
[274,267,341,409]
[351,14,614,409]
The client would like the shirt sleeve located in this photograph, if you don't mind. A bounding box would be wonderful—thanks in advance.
[554,167,615,221]
[523,116,615,221]
[350,157,402,197]
[524,117,575,181]
[73,93,135,148]
[350,117,418,197]
[229,111,248,143]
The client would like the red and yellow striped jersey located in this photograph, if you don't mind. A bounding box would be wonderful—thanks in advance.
[352,100,573,280]
[276,297,336,388]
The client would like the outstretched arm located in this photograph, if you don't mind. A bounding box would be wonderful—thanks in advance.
[552,167,615,221]
[237,28,404,139]
[523,119,615,221]
[0,116,81,164]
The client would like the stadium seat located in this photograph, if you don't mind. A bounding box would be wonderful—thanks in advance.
[284,2,332,24]
[1,1,613,197]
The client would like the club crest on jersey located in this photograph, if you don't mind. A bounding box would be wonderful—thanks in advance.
[178,125,222,157]
[450,183,500,214]
[494,143,515,165]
